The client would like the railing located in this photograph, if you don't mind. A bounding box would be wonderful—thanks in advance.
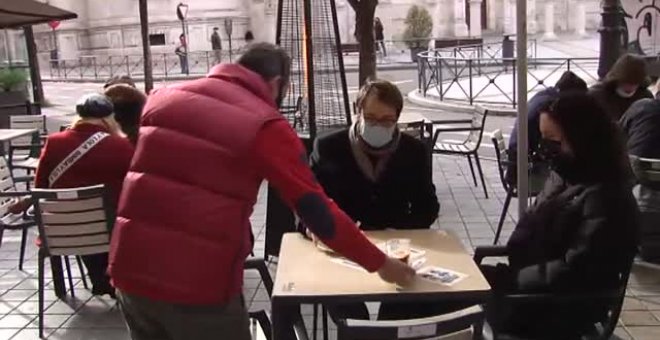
[45,50,242,81]
[417,44,599,108]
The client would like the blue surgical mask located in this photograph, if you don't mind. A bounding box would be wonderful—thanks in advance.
[359,118,395,148]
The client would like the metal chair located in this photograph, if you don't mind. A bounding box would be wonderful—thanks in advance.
[8,115,48,172]
[31,184,113,339]
[245,258,274,340]
[474,246,632,340]
[336,305,485,340]
[630,156,660,263]
[432,106,489,198]
[490,130,546,245]
[0,156,37,271]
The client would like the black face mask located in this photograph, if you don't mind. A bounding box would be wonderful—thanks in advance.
[539,138,581,182]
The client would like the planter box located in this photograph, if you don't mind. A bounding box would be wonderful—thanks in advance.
[0,91,29,129]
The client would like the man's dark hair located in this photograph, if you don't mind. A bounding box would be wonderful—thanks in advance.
[355,79,404,116]
[555,71,587,93]
[237,43,291,85]
[213,27,219,31]
[103,75,136,89]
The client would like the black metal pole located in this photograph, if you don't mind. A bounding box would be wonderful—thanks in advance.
[329,0,352,124]
[139,0,153,92]
[303,0,317,139]
[597,1,624,80]
[23,26,44,106]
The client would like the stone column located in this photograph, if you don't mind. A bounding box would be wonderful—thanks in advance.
[469,0,483,37]
[527,0,538,35]
[503,0,515,35]
[432,0,451,39]
[454,0,470,37]
[575,3,587,37]
[543,2,557,41]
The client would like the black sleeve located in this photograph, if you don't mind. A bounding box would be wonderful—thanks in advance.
[402,141,440,228]
[515,187,624,291]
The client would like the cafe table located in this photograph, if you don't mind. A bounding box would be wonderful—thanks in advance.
[271,229,492,340]
[0,128,38,156]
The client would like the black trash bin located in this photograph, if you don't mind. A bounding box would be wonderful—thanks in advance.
[502,35,514,71]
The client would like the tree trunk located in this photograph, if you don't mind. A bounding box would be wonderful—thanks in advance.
[139,0,154,93]
[356,0,377,86]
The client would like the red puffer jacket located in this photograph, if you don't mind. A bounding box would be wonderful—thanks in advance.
[109,64,283,304]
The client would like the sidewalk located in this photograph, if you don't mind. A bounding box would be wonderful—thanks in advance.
[408,33,601,115]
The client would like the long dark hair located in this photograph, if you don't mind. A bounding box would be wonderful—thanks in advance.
[543,91,630,184]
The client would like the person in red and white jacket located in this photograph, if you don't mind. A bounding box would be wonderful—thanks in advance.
[109,43,414,340]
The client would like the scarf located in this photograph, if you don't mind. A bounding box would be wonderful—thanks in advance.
[348,119,401,182]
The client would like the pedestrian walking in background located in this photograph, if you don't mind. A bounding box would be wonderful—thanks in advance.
[109,43,413,340]
[374,17,386,57]
[211,27,222,65]
[589,54,653,120]
[175,33,189,74]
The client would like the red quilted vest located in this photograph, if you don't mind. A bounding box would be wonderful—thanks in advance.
[109,64,283,304]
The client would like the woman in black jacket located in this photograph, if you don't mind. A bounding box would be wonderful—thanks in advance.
[484,92,640,339]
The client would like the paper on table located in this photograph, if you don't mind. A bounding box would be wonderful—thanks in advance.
[416,266,467,286]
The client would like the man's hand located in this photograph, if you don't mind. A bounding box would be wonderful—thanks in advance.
[377,257,415,286]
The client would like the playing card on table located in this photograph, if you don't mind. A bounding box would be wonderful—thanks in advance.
[416,266,467,286]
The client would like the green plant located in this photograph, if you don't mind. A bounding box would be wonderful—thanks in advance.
[403,5,433,49]
[0,68,27,92]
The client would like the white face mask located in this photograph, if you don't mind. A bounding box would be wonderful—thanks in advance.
[616,86,637,98]
[359,118,395,148]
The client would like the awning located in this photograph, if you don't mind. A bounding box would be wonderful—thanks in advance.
[0,0,77,29]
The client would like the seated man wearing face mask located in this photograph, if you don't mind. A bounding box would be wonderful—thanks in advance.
[310,79,440,320]
[589,54,653,121]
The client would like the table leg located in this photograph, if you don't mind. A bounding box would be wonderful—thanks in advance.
[49,255,67,299]
[272,299,308,340]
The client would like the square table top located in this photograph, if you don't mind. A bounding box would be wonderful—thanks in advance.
[273,229,491,302]
[0,128,37,142]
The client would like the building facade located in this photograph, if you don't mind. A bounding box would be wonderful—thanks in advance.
[0,0,602,64]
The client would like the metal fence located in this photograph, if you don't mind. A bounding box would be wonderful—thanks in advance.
[45,50,241,81]
[417,43,599,108]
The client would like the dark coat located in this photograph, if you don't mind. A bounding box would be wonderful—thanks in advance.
[310,128,439,230]
[508,172,639,292]
[589,82,653,121]
[509,87,557,155]
[211,32,222,50]
[620,98,660,159]
[485,173,640,337]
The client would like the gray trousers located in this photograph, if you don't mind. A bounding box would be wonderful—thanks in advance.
[117,290,251,340]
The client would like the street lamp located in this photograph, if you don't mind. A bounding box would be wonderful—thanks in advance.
[597,0,625,79]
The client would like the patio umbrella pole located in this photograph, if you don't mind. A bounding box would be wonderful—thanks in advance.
[516,0,529,215]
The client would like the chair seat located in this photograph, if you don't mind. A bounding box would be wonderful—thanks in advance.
[12,157,39,170]
[435,141,477,153]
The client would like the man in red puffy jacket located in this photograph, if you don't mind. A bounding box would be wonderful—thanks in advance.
[109,43,414,340]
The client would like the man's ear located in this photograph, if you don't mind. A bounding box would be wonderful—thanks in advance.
[267,76,282,99]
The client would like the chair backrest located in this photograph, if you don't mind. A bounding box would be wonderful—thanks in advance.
[400,120,427,140]
[0,157,17,217]
[336,305,484,340]
[491,130,511,192]
[31,185,113,257]
[467,106,488,146]
[631,156,660,185]
[10,115,46,145]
